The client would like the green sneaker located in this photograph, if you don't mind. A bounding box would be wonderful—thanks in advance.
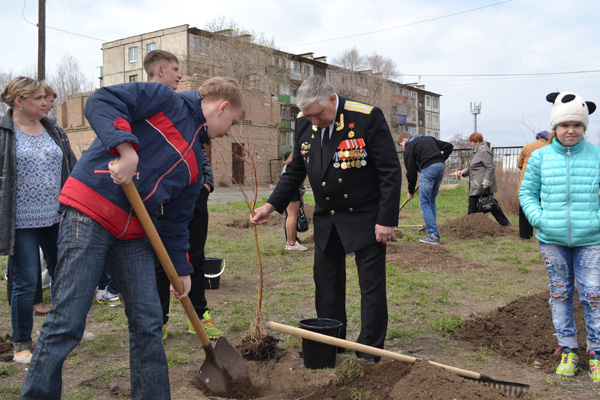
[589,349,600,383]
[162,324,168,342]
[189,310,224,339]
[555,347,579,376]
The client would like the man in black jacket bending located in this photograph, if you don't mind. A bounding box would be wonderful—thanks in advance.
[399,131,453,245]
[251,75,401,362]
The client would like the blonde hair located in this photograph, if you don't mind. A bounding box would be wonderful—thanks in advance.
[2,77,43,108]
[42,81,57,100]
[199,77,244,110]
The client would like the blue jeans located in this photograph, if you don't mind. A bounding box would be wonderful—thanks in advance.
[20,208,170,400]
[11,224,59,351]
[540,242,600,353]
[419,162,445,237]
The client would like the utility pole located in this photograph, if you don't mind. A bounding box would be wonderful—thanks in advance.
[470,102,481,133]
[38,0,46,80]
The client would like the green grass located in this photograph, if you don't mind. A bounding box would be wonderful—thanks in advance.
[0,181,553,398]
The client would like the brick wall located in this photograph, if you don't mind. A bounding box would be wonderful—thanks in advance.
[58,79,281,185]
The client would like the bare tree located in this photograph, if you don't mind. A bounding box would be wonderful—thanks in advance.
[330,47,401,119]
[48,55,94,109]
[200,17,289,94]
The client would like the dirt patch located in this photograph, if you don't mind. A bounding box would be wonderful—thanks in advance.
[440,213,516,239]
[387,242,484,272]
[459,292,587,375]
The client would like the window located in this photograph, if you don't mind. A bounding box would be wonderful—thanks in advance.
[128,47,138,63]
[411,92,417,99]
[286,131,294,146]
[358,75,366,86]
[303,65,311,77]
[433,115,439,125]
[129,75,138,82]
[408,126,417,134]
[433,97,439,108]
[146,42,156,53]
[412,110,417,121]
[426,114,431,124]
[192,37,210,55]
[426,130,431,136]
[426,95,431,107]
[419,119,423,126]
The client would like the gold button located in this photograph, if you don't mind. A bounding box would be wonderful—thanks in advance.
[325,197,330,201]
[338,178,343,183]
[343,194,349,198]
[321,182,326,187]
[330,210,335,215]
[349,208,354,212]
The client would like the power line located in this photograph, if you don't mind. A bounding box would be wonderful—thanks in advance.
[21,0,106,42]
[404,69,600,78]
[289,0,514,47]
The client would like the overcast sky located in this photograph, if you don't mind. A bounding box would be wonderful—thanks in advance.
[3,0,600,146]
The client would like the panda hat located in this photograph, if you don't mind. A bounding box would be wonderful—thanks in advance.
[546,92,596,131]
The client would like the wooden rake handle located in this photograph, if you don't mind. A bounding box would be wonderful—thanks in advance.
[122,182,212,349]
[267,321,481,380]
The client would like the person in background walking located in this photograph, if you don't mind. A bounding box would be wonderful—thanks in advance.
[398,131,453,245]
[516,130,549,239]
[519,91,600,383]
[458,132,511,227]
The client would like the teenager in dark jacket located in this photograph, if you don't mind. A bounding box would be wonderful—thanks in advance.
[399,131,453,244]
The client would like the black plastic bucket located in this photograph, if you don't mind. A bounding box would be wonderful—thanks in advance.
[203,257,225,290]
[298,318,342,369]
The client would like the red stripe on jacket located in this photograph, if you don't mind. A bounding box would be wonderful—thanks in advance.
[59,177,146,240]
[146,112,199,184]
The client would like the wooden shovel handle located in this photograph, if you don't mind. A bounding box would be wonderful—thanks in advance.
[267,321,481,380]
[122,182,212,348]
[399,184,419,212]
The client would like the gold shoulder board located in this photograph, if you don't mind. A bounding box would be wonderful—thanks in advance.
[344,101,374,114]
[297,111,304,118]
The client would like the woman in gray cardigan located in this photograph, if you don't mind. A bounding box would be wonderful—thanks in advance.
[458,132,511,226]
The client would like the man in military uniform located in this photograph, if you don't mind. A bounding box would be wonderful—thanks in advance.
[251,75,401,361]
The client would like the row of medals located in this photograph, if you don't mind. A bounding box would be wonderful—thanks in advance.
[333,149,367,170]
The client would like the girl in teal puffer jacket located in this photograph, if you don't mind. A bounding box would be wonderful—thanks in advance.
[519,91,600,382]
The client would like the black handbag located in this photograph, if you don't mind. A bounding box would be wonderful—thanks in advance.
[477,190,498,213]
[296,204,309,232]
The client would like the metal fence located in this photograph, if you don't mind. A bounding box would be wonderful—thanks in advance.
[399,145,524,185]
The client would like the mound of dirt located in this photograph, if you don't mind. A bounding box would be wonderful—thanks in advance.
[440,213,515,239]
[459,292,587,374]
[256,358,509,400]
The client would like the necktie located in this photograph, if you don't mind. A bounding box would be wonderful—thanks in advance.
[321,128,329,169]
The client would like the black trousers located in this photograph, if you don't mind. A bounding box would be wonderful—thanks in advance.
[467,195,511,227]
[518,204,534,239]
[313,224,388,361]
[156,186,210,324]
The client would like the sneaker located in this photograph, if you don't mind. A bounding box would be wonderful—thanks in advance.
[13,350,33,364]
[162,324,168,342]
[419,233,440,245]
[555,347,579,376]
[189,310,224,339]
[81,331,96,341]
[589,349,600,383]
[286,241,307,251]
[95,288,121,307]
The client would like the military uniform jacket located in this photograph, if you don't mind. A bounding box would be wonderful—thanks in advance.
[268,95,402,253]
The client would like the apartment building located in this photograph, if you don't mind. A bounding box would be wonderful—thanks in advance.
[59,24,441,185]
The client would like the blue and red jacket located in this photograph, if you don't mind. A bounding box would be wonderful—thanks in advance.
[59,82,209,275]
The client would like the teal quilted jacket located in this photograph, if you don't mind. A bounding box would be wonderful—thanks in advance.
[519,137,600,247]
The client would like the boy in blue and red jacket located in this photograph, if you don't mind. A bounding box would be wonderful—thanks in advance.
[20,77,245,400]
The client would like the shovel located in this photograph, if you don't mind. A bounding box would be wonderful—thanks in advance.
[122,181,252,397]
[267,321,529,398]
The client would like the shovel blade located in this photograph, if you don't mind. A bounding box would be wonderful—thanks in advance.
[214,336,251,382]
[198,356,229,397]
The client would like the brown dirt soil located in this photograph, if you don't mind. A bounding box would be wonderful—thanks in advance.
[1,209,595,399]
[439,212,516,239]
